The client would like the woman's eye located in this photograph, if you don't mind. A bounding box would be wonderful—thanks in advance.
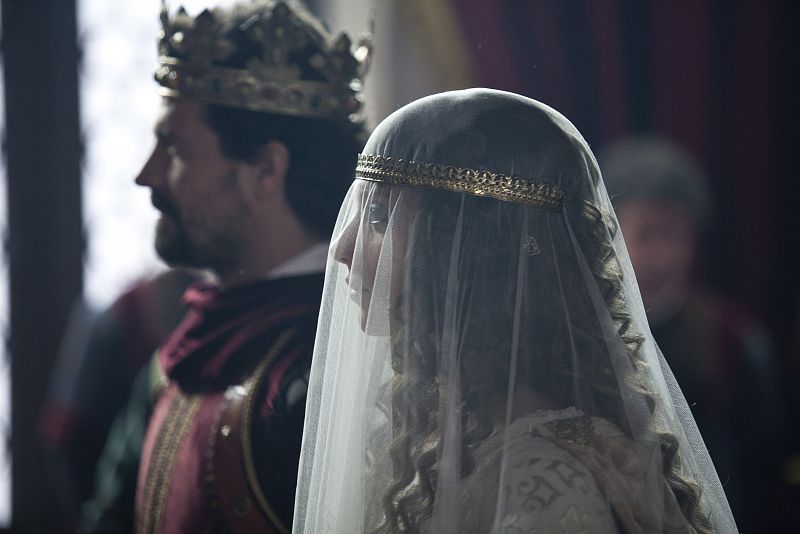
[367,203,388,232]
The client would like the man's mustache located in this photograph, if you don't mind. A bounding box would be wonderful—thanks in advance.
[151,192,178,217]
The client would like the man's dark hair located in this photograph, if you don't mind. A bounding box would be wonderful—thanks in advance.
[196,1,368,239]
[205,105,366,238]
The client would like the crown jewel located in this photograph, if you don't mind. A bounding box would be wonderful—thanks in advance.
[156,0,372,123]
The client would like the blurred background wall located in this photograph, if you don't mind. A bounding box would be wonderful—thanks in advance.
[0,0,797,532]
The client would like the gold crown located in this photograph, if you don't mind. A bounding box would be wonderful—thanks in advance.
[156,0,372,123]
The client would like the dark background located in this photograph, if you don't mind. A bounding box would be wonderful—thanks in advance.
[451,0,800,345]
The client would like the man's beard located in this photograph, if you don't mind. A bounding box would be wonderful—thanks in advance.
[150,191,243,273]
[151,191,194,266]
[154,214,194,266]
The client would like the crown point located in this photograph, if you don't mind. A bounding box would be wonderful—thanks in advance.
[196,9,217,28]
[354,44,369,63]
[334,33,352,53]
[156,0,369,123]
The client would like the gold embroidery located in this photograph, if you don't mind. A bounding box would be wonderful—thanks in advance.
[240,329,297,534]
[137,395,181,534]
[543,416,593,447]
[137,391,202,534]
[355,154,565,210]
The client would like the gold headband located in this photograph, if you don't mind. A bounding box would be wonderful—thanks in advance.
[355,154,565,210]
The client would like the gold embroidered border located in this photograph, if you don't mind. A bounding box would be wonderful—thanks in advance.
[137,391,202,534]
[137,394,181,534]
[240,329,297,534]
[543,415,594,447]
[355,154,565,210]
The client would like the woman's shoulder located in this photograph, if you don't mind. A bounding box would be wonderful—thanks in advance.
[527,410,691,534]
[462,409,621,533]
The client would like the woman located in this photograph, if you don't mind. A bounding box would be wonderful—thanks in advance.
[293,89,736,533]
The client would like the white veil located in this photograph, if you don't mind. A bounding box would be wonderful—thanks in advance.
[293,89,736,533]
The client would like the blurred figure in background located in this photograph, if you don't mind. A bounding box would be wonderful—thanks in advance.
[601,136,784,532]
[38,269,197,528]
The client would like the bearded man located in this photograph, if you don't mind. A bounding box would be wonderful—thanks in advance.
[79,1,370,533]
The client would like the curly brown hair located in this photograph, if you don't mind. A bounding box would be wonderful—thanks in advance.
[370,177,712,533]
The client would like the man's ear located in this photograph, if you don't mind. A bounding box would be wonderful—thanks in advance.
[240,140,290,201]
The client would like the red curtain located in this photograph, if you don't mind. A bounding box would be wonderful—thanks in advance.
[451,0,799,350]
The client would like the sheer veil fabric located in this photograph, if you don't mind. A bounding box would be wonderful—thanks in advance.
[293,89,736,533]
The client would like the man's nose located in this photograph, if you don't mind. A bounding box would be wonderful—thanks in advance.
[135,146,164,188]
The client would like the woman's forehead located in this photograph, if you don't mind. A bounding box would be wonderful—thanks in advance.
[353,179,387,200]
[351,179,427,216]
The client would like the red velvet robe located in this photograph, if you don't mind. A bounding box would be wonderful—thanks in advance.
[135,273,324,534]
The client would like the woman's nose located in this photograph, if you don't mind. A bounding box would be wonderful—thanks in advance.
[331,214,359,270]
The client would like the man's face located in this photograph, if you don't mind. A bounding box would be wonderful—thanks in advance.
[135,99,250,272]
[616,199,697,314]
